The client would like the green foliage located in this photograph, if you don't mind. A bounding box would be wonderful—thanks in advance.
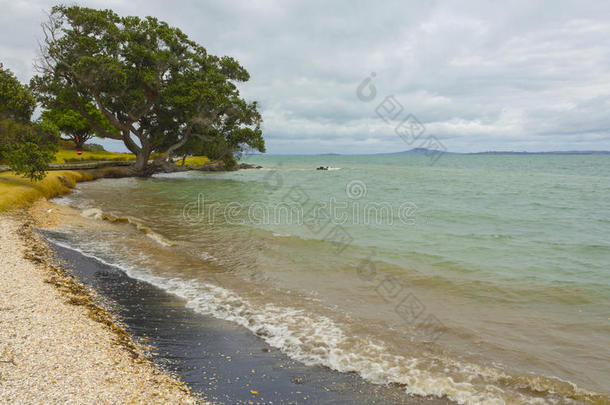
[0,67,36,123]
[0,66,59,180]
[5,142,54,181]
[41,104,115,149]
[32,5,265,175]
[0,119,59,180]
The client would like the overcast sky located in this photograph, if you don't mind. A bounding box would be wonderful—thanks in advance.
[2,0,610,154]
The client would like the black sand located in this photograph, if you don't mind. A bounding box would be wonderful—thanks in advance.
[47,237,452,405]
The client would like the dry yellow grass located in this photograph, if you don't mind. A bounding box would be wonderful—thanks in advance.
[54,149,209,166]
[0,171,92,212]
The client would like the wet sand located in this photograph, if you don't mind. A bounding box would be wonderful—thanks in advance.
[45,230,453,405]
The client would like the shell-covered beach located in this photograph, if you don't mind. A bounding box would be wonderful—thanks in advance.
[0,213,197,404]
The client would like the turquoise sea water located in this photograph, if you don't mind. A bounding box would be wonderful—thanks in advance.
[50,154,610,403]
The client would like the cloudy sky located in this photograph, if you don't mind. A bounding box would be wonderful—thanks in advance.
[2,0,610,154]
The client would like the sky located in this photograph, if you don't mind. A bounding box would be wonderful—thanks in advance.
[2,0,610,154]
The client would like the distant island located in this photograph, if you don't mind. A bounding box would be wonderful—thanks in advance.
[466,150,610,155]
[386,148,610,155]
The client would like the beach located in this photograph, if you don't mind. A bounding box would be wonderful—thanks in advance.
[0,152,608,404]
[3,2,610,402]
[0,187,448,404]
[43,219,447,405]
[0,212,197,404]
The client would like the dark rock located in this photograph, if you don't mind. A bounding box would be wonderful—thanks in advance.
[238,163,263,170]
[193,161,226,171]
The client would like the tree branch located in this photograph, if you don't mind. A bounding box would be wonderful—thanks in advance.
[121,130,141,154]
[91,92,130,133]
[162,128,192,160]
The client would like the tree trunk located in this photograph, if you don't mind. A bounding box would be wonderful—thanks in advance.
[132,147,152,176]
[181,155,187,166]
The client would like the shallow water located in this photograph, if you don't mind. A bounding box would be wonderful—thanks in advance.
[49,154,610,404]
[47,239,445,405]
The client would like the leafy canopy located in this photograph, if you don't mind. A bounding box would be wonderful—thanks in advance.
[32,5,264,175]
[41,104,115,149]
[0,67,59,180]
[0,118,59,181]
[0,68,36,123]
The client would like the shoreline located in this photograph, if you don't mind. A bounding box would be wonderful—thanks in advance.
[0,175,449,404]
[0,211,199,404]
[38,208,453,405]
[45,231,445,404]
[5,165,605,403]
[0,162,261,212]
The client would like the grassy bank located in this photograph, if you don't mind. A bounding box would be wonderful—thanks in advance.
[0,151,210,212]
[0,169,124,212]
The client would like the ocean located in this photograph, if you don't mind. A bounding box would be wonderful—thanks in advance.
[47,154,610,404]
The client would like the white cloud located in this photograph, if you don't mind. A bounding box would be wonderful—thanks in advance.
[1,0,609,153]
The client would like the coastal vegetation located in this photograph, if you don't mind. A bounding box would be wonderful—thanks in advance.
[32,5,265,177]
[41,105,115,150]
[0,67,59,180]
[0,147,210,212]
[0,170,93,211]
[2,4,264,182]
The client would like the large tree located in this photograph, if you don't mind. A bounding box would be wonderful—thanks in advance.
[32,5,264,176]
[0,67,58,180]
